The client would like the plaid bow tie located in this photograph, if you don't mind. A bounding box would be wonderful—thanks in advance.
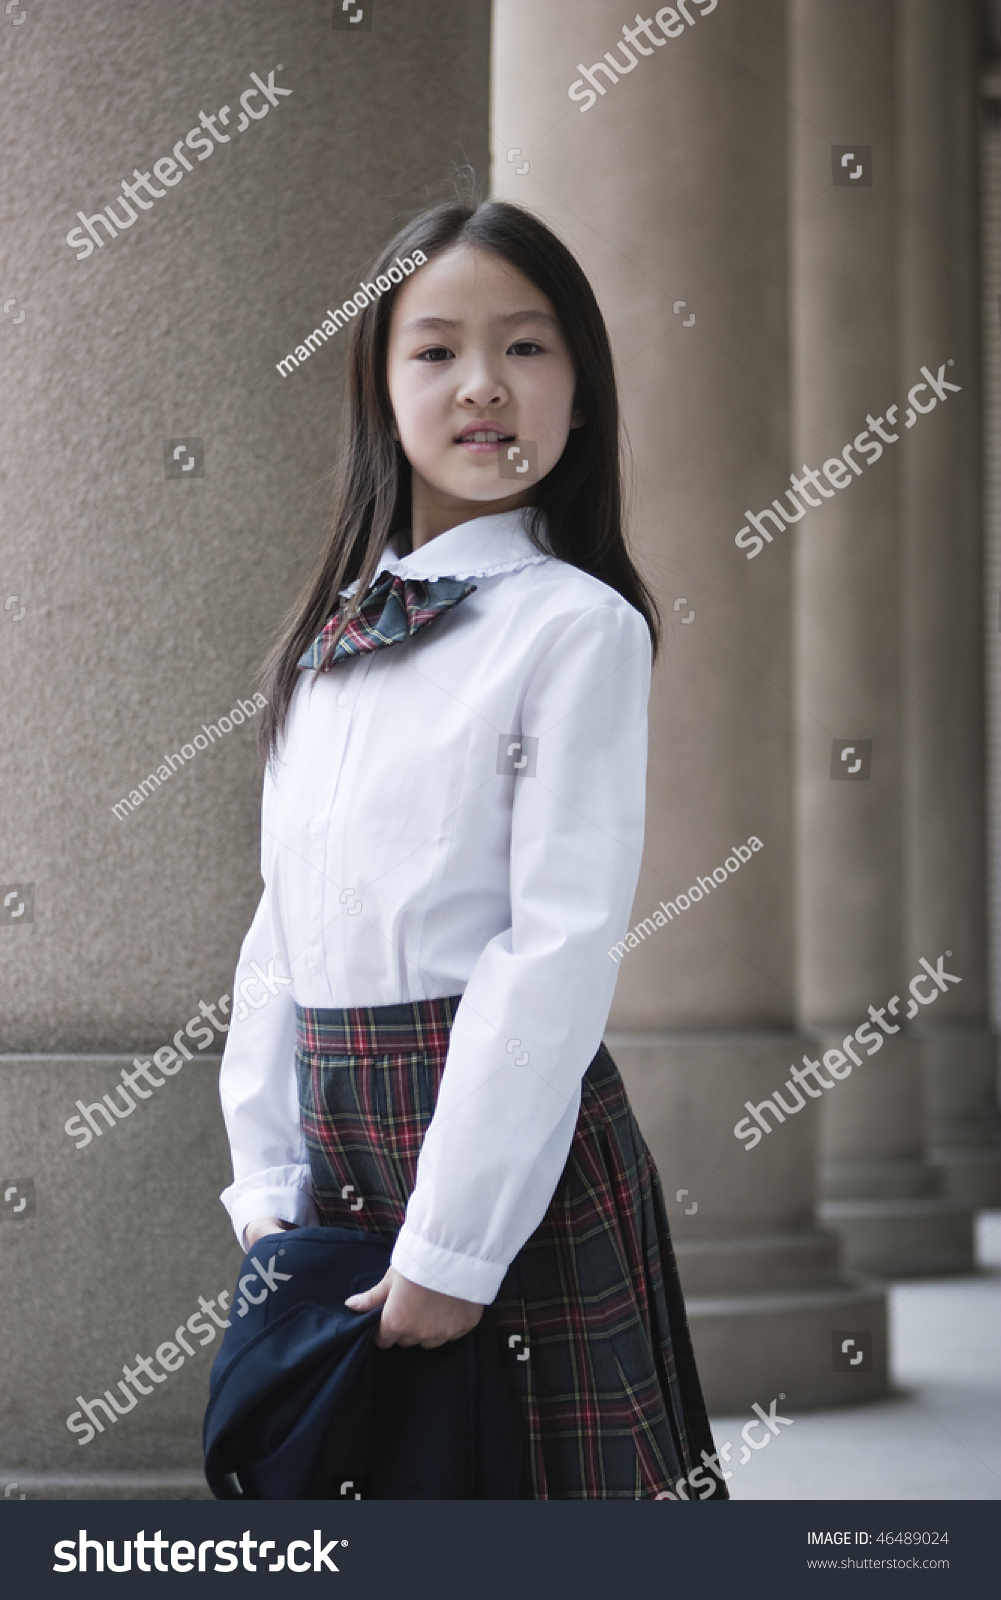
[298,570,477,671]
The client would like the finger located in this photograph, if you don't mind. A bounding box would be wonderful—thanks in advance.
[344,1290,375,1311]
[345,1274,392,1313]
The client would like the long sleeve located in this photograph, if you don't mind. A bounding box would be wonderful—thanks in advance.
[391,601,651,1303]
[217,839,317,1248]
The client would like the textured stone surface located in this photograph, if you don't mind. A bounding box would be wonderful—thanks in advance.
[788,0,977,1273]
[0,1056,237,1473]
[896,0,1000,1209]
[610,1030,888,1410]
[0,0,489,1478]
[494,0,795,1031]
[495,0,889,1413]
[0,0,490,1050]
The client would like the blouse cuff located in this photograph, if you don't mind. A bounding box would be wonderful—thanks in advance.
[220,1165,318,1250]
[391,1223,508,1305]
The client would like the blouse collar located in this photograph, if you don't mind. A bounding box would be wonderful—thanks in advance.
[340,508,551,595]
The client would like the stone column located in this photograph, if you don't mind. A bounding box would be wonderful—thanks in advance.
[0,0,489,1495]
[898,0,1000,1209]
[984,0,1001,1083]
[493,0,885,1411]
[789,0,974,1275]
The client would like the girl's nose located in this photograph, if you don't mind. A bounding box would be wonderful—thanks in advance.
[455,357,509,411]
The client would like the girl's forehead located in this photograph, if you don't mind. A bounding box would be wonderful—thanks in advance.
[391,244,555,323]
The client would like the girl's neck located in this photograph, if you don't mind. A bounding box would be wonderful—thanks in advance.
[409,473,533,550]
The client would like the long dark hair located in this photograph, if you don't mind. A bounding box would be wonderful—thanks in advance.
[258,196,660,764]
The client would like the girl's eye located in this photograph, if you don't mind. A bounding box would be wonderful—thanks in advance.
[416,346,454,362]
[509,340,544,356]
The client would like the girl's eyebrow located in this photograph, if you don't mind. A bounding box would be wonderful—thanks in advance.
[497,309,559,328]
[398,310,560,335]
[399,316,461,333]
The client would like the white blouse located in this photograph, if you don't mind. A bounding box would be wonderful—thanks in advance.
[218,508,651,1303]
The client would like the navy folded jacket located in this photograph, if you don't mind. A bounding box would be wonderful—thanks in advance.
[203,1226,524,1501]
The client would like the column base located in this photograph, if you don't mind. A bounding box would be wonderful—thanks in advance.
[927,1146,1001,1207]
[0,1472,211,1501]
[920,1024,1001,1207]
[686,1282,887,1411]
[821,1158,939,1201]
[818,1196,975,1277]
[673,1229,842,1295]
[816,1030,976,1275]
[605,1029,890,1414]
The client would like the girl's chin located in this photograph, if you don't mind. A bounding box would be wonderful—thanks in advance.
[422,477,530,506]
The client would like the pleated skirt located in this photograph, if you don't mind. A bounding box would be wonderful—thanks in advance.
[295,995,726,1500]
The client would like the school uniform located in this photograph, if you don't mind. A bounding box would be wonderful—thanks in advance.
[218,507,725,1500]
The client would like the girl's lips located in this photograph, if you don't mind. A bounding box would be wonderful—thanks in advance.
[454,429,516,454]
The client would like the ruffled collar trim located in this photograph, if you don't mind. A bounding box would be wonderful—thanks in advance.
[339,508,551,594]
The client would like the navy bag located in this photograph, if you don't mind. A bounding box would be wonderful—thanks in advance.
[203,1226,524,1500]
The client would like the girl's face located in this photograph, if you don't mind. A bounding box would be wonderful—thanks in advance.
[386,243,584,543]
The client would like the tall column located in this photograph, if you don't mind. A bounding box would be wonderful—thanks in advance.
[985,0,1001,1089]
[898,0,1000,1209]
[789,0,974,1275]
[0,0,490,1494]
[493,0,885,1410]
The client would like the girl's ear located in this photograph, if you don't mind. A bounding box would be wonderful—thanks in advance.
[389,413,401,443]
[569,404,587,430]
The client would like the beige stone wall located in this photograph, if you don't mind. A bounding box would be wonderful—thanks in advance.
[493,0,993,1409]
[0,0,489,1052]
[0,0,489,1486]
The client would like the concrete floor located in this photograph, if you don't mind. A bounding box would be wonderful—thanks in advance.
[710,1212,1001,1500]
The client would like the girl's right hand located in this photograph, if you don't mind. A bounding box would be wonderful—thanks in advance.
[345,1266,484,1349]
[243,1215,288,1248]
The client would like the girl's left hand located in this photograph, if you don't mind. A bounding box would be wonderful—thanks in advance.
[345,1266,484,1349]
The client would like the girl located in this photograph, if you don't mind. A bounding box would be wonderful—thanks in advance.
[218,195,725,1501]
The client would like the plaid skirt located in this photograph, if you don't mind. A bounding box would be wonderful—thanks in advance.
[295,996,725,1501]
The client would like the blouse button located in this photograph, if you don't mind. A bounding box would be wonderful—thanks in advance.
[337,690,348,707]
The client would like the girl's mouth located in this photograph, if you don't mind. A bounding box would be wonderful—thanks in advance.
[454,426,516,453]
